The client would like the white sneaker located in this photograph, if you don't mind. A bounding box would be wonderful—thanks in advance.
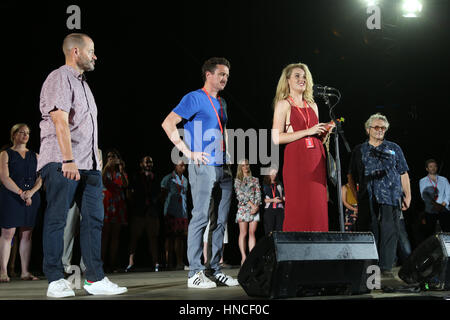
[187,271,217,289]
[83,277,128,295]
[214,272,239,287]
[47,279,76,298]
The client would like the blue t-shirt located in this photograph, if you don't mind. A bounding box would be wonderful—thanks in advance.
[172,89,227,166]
[360,140,409,207]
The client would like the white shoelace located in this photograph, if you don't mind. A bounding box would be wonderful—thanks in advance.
[53,279,72,290]
[102,277,119,288]
[193,271,211,285]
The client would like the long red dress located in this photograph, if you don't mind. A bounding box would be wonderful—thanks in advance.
[282,101,328,232]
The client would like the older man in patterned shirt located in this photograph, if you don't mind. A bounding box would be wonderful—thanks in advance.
[38,33,126,298]
[348,113,411,277]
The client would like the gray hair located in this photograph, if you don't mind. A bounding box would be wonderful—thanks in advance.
[365,113,390,131]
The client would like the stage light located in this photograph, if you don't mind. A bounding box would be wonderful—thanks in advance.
[363,0,379,6]
[401,0,422,18]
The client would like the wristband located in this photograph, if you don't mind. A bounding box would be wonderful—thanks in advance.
[62,159,75,164]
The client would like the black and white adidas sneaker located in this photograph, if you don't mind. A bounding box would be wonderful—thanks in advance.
[187,271,217,289]
[214,272,239,286]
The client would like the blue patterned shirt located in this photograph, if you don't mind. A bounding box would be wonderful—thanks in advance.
[360,140,409,207]
[161,172,188,218]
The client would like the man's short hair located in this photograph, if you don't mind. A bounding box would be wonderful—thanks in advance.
[62,33,90,56]
[201,57,230,82]
[425,158,438,168]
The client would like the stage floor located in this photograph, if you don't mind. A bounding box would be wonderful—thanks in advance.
[0,266,449,301]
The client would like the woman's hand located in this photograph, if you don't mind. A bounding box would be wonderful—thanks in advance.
[307,123,328,136]
[273,197,283,204]
[249,202,259,215]
[22,190,34,201]
[25,198,32,207]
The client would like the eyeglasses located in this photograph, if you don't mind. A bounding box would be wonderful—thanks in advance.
[18,131,30,135]
[370,126,387,131]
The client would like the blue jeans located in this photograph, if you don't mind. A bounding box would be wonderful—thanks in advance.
[187,164,232,278]
[41,162,105,283]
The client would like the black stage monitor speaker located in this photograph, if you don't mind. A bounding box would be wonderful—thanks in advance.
[238,232,378,299]
[399,233,450,290]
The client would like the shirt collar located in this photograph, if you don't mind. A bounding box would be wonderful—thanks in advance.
[63,65,86,81]
[367,139,385,149]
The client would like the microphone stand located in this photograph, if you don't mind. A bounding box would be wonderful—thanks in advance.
[321,92,351,232]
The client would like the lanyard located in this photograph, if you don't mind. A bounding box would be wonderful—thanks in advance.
[172,172,184,202]
[428,176,439,200]
[288,96,311,129]
[271,183,277,208]
[202,88,225,151]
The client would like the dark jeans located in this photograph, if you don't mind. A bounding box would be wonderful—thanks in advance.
[397,218,412,264]
[41,162,105,283]
[263,207,284,235]
[369,201,401,272]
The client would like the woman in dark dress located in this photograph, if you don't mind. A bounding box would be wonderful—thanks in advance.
[271,63,331,232]
[262,167,285,235]
[0,124,42,282]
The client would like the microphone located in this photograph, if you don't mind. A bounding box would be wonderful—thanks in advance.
[313,84,339,97]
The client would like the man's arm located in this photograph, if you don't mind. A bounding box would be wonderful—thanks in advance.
[50,109,80,181]
[443,178,450,208]
[161,111,209,165]
[401,172,411,211]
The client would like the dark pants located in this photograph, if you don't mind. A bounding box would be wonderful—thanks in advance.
[397,218,412,264]
[128,215,160,265]
[41,162,105,283]
[263,207,284,235]
[369,201,401,272]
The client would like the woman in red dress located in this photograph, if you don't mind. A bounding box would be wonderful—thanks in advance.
[101,149,128,272]
[272,63,330,232]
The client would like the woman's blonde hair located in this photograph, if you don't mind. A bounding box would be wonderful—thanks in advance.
[10,123,29,144]
[273,62,315,108]
[236,159,252,181]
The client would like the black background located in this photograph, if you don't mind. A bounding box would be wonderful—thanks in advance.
[1,0,449,268]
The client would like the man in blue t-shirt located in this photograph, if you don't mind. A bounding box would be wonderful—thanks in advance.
[348,113,411,277]
[162,57,238,289]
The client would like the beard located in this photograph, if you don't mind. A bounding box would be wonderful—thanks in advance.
[78,56,95,72]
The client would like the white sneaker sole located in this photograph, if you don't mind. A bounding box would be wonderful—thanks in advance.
[187,283,217,289]
[83,285,128,295]
[47,291,76,298]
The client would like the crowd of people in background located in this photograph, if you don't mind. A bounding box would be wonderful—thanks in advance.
[0,121,448,284]
[0,34,448,292]
[0,125,291,280]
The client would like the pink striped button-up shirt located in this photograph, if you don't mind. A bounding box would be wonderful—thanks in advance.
[37,65,101,172]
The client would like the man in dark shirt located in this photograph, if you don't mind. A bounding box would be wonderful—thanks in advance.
[126,156,161,272]
[348,113,411,277]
